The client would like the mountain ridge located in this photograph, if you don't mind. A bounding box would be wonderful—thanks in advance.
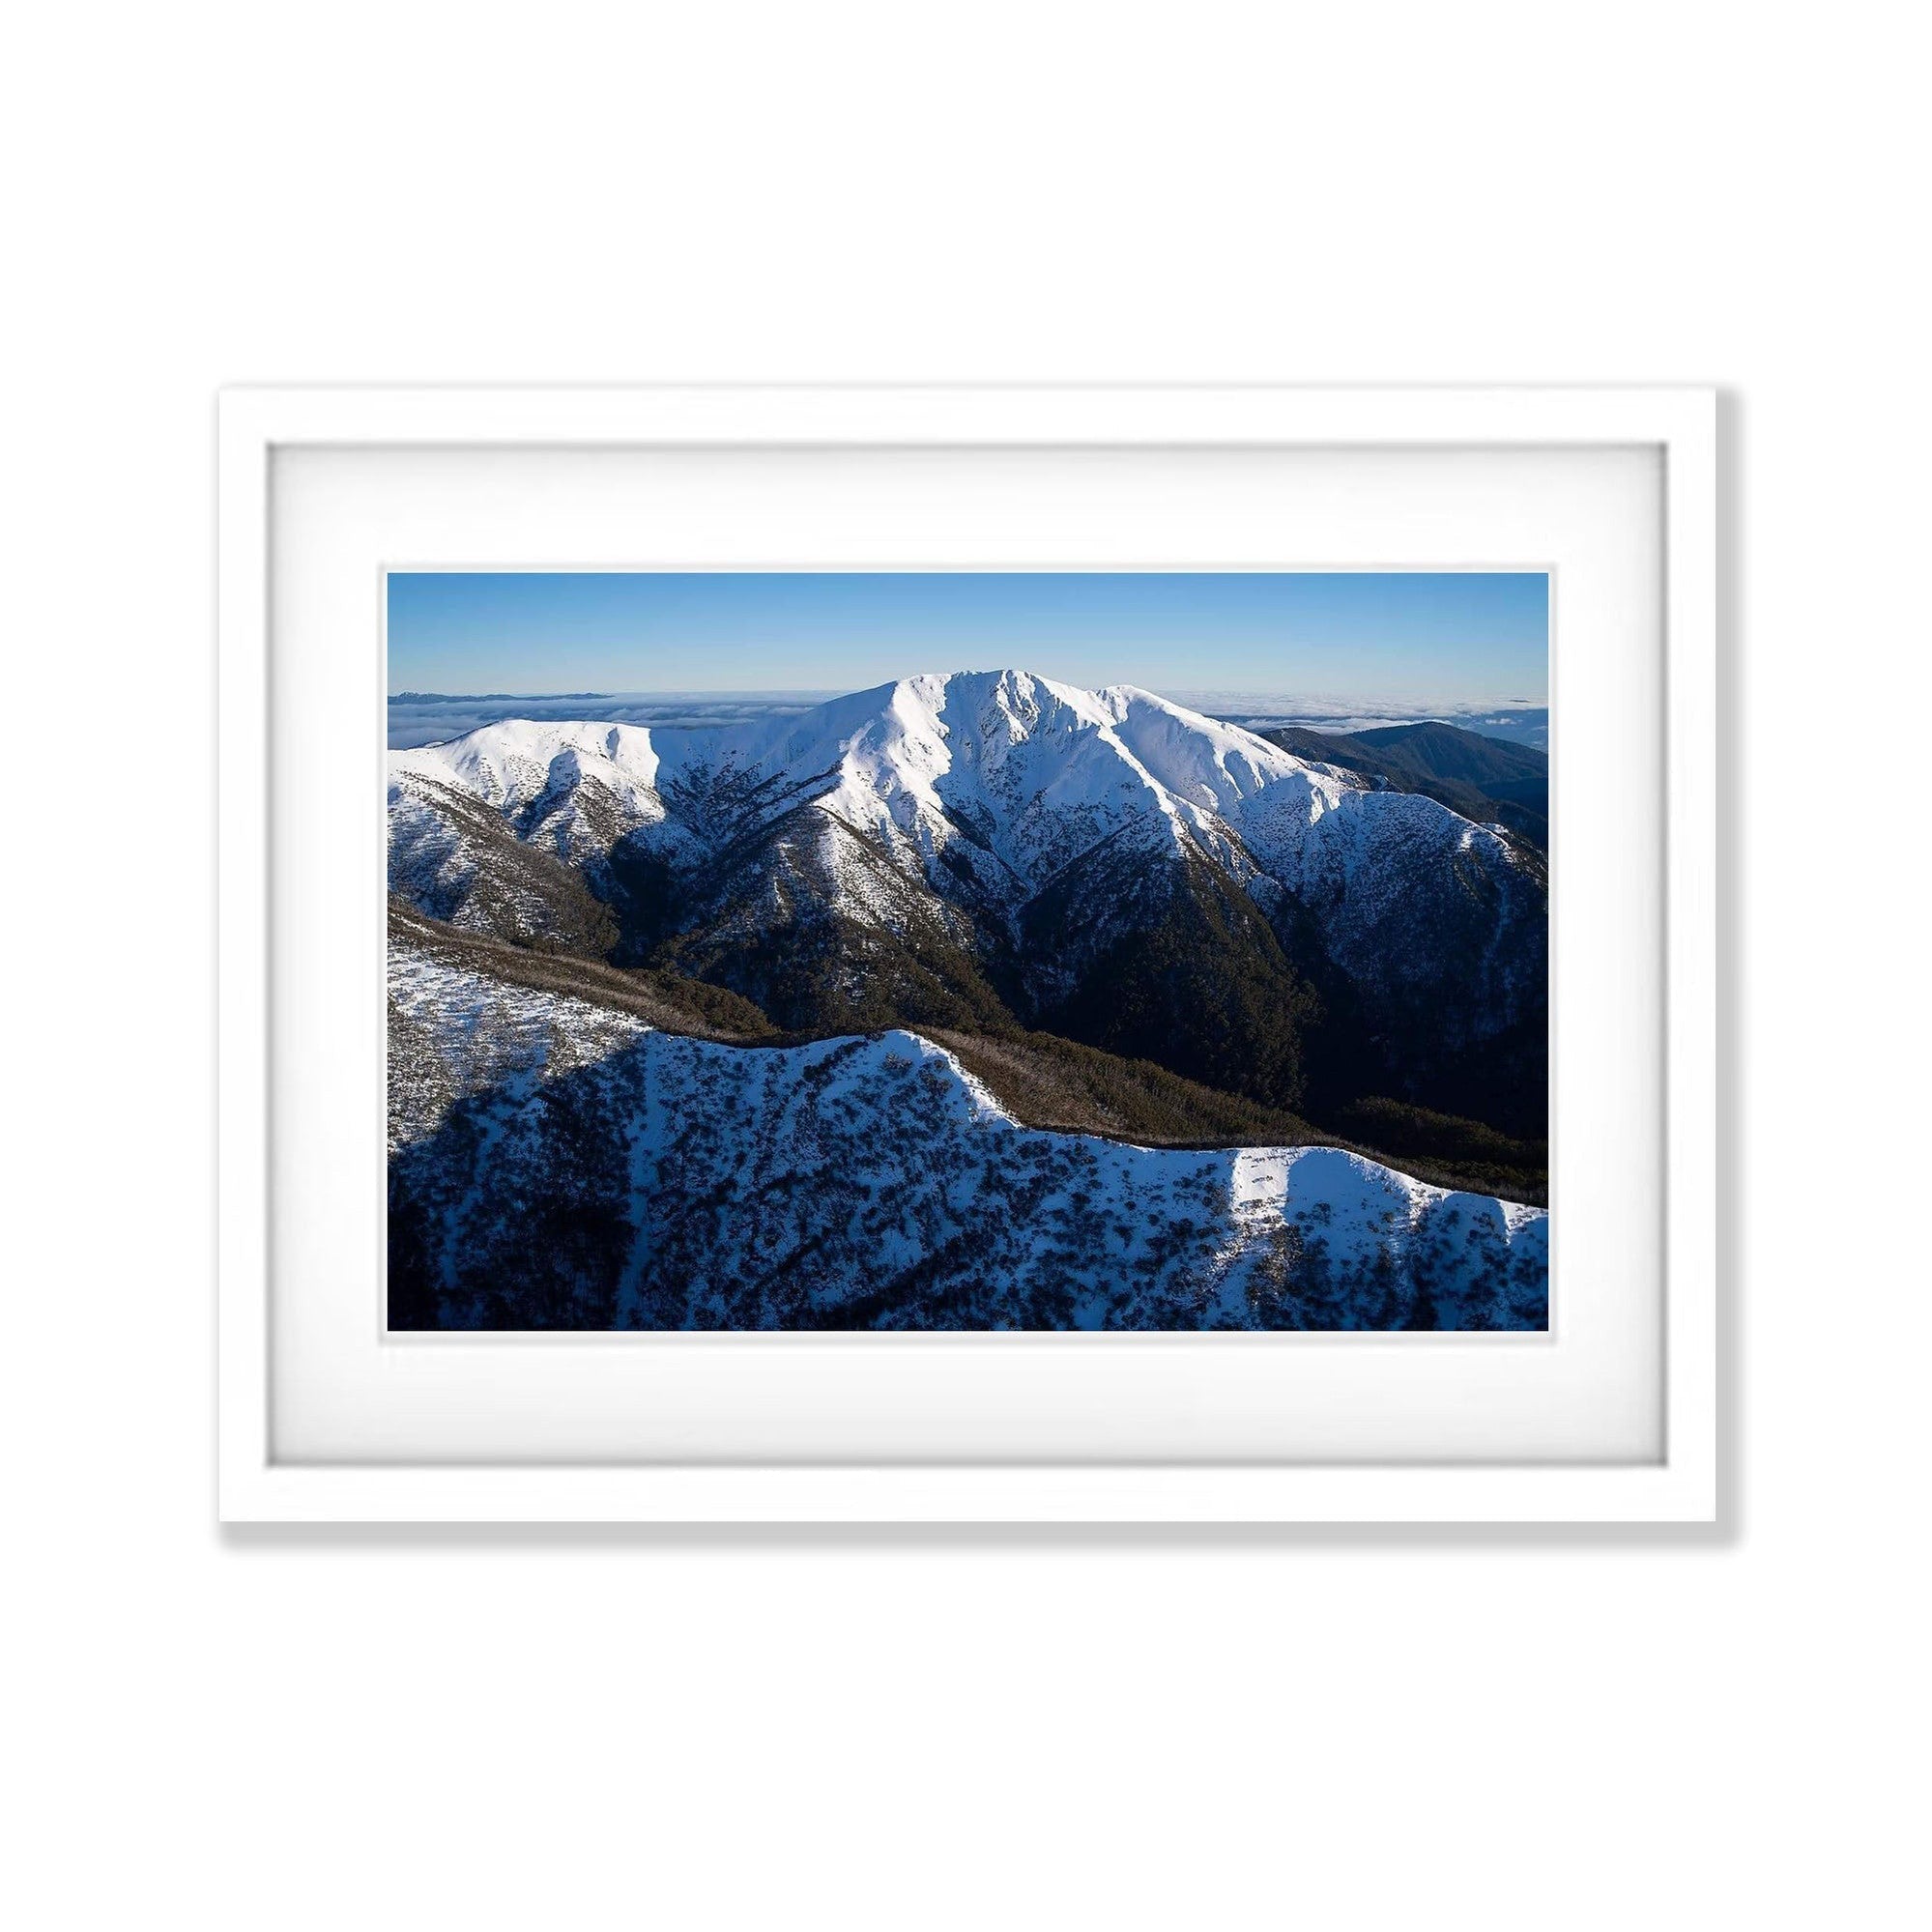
[1260,718,1549,853]
[388,937,1547,1331]
[389,669,1548,1138]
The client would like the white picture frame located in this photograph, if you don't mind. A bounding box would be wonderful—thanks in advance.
[218,385,1716,1523]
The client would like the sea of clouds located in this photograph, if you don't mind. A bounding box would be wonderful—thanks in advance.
[388,690,836,750]
[389,687,1549,755]
[1171,694,1549,753]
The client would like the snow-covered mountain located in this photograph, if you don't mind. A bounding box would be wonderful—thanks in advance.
[393,667,1491,906]
[388,937,1546,1331]
[389,670,1546,1126]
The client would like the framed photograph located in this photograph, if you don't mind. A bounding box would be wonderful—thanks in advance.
[218,386,1716,1522]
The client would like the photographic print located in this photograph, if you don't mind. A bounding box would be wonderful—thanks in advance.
[386,570,1549,1331]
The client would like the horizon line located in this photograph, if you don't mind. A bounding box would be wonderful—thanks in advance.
[388,683,1549,706]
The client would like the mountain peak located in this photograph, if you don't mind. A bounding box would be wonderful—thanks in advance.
[896,667,1117,733]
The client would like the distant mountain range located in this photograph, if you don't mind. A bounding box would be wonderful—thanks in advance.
[387,671,1549,1329]
[1192,700,1549,755]
[1259,720,1549,853]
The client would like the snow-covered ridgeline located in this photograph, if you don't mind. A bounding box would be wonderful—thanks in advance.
[388,944,1548,1331]
[387,668,1516,903]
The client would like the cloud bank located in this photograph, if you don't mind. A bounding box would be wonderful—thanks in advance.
[388,690,836,750]
[390,688,1550,754]
[1170,694,1550,753]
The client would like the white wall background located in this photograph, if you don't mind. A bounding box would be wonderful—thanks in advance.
[5,5,1925,1927]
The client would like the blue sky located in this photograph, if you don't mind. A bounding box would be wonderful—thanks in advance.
[386,571,1547,705]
